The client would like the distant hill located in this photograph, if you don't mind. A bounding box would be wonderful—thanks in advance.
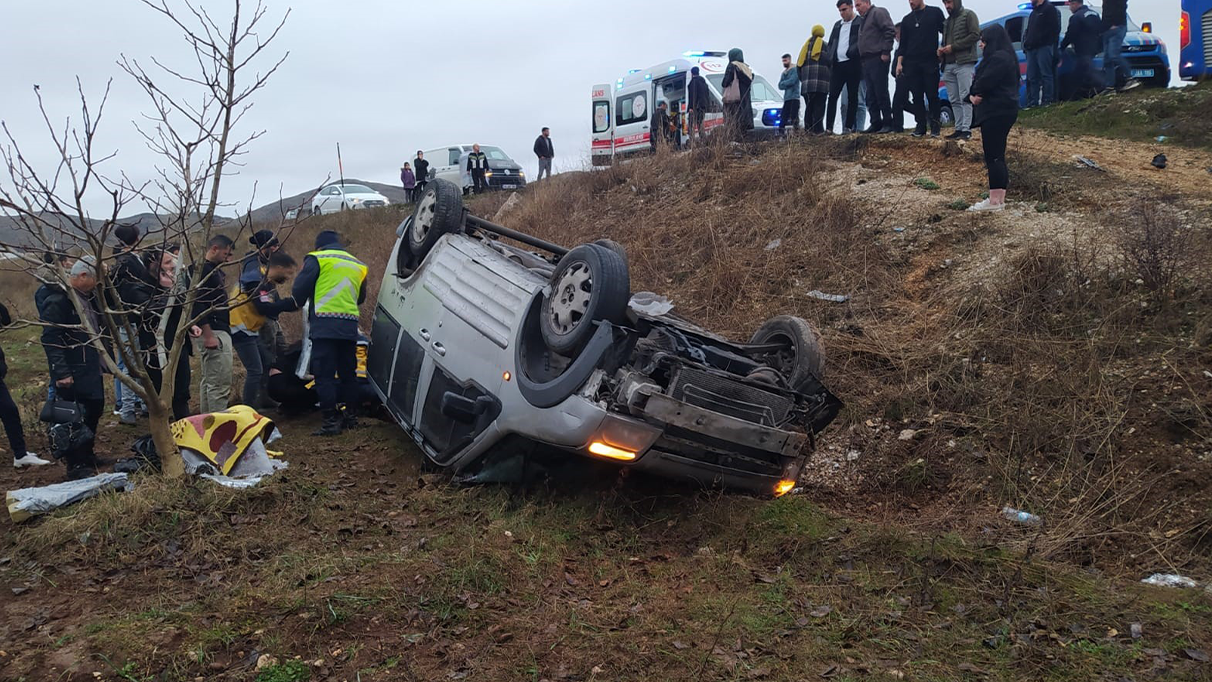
[0,178,406,250]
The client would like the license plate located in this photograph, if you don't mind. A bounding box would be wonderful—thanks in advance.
[1130,69,1154,78]
[502,184,517,189]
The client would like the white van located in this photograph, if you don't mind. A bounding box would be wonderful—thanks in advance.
[421,144,527,194]
[591,51,786,165]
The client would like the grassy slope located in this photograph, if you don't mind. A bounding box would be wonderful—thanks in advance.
[1017,82,1212,150]
[2,138,1211,681]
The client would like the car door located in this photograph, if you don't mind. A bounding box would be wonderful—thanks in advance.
[591,83,614,166]
[319,186,341,213]
[613,83,652,157]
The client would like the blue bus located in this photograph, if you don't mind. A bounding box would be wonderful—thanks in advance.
[1181,0,1211,80]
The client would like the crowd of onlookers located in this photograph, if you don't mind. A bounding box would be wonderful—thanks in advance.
[2,224,374,481]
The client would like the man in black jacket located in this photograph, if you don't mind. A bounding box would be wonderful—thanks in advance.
[896,0,946,136]
[38,257,107,479]
[413,151,430,198]
[110,224,154,424]
[467,144,489,194]
[687,66,710,145]
[533,128,554,181]
[855,0,897,133]
[1060,0,1103,97]
[1023,0,1061,106]
[827,0,864,133]
[193,235,234,413]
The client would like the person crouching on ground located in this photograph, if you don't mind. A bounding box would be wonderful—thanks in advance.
[966,24,1020,212]
[37,257,108,480]
[291,230,368,436]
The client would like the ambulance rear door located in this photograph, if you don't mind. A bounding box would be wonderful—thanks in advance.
[591,84,614,166]
[612,80,652,158]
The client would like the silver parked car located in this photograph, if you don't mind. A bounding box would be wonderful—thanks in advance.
[367,180,841,496]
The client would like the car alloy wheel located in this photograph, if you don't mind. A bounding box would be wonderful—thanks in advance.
[539,243,630,356]
[549,261,593,335]
[411,191,437,246]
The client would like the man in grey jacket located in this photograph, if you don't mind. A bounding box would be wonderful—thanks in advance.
[939,0,981,140]
[854,0,897,133]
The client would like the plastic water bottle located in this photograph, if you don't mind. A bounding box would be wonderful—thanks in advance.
[1002,507,1042,526]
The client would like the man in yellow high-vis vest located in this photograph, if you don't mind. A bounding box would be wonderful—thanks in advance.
[290,230,368,436]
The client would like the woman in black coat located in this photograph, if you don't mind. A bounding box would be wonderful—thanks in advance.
[966,24,1020,212]
[721,47,754,141]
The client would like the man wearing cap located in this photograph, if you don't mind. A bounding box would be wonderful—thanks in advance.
[291,230,368,436]
[231,230,298,409]
[37,256,108,479]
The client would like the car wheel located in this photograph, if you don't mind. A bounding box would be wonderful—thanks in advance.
[407,179,464,261]
[749,315,826,387]
[540,244,630,356]
[593,239,630,284]
[313,206,322,216]
[938,104,954,127]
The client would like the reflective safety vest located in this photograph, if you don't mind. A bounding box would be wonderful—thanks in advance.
[309,249,367,319]
[229,263,268,335]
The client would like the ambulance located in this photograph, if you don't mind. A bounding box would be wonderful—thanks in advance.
[591,51,786,165]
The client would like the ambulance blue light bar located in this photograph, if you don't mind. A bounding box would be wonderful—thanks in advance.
[668,66,676,72]
[1017,2,1031,8]
[684,51,706,57]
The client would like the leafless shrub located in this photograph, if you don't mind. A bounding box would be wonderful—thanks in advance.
[1114,202,1192,296]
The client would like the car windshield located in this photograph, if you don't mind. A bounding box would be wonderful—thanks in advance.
[338,184,374,194]
[705,73,782,103]
[478,146,512,161]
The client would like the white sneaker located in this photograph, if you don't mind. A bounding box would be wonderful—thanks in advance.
[967,198,1005,212]
[14,452,52,468]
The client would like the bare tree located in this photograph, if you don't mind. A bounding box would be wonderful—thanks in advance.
[0,0,288,477]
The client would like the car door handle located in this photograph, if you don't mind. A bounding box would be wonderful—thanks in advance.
[431,341,446,357]
[419,328,431,341]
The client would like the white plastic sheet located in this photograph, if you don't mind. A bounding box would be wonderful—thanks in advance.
[6,473,133,523]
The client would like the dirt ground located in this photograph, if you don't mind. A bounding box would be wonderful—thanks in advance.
[2,124,1211,682]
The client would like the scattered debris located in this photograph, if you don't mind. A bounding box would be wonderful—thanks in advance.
[1131,623,1143,639]
[6,473,134,523]
[1001,507,1043,527]
[1155,135,1168,143]
[628,291,675,317]
[897,429,917,441]
[1141,573,1199,589]
[809,604,833,618]
[1184,649,1210,662]
[1151,153,1167,169]
[764,238,782,251]
[892,227,906,233]
[807,290,850,303]
[1072,155,1106,172]
[491,192,522,222]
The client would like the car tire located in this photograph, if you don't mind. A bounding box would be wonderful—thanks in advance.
[540,243,630,356]
[313,206,322,217]
[938,104,954,127]
[749,315,826,387]
[593,239,630,284]
[407,179,464,261]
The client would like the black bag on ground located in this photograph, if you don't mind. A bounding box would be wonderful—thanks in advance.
[114,435,162,473]
[40,399,84,424]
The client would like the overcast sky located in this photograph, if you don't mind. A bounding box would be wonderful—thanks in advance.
[0,0,1181,217]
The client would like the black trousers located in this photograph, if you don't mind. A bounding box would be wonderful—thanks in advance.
[471,171,486,193]
[979,113,1018,190]
[140,330,192,420]
[861,56,893,129]
[803,92,827,133]
[0,378,27,460]
[903,59,942,133]
[780,98,800,130]
[311,338,358,413]
[827,59,862,131]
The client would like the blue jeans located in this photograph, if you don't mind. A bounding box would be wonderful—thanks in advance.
[1025,45,1056,106]
[1102,25,1129,89]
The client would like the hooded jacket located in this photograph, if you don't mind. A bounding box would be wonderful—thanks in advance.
[721,48,755,131]
[1022,0,1062,51]
[37,283,106,399]
[942,0,982,65]
[969,24,1021,127]
[858,3,897,59]
[400,168,415,189]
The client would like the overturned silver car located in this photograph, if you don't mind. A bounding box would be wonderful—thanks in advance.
[367,180,841,496]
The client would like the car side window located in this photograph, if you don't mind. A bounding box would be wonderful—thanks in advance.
[1005,16,1025,48]
[593,101,611,133]
[448,148,461,165]
[325,187,339,196]
[616,92,647,125]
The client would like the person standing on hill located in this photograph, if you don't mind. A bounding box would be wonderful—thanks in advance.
[110,224,154,425]
[1061,0,1103,98]
[291,230,368,437]
[826,0,864,133]
[778,53,802,134]
[967,24,1020,212]
[939,0,981,140]
[798,25,832,134]
[467,144,489,194]
[400,163,416,201]
[413,151,430,198]
[1100,0,1140,93]
[855,0,896,134]
[0,302,49,469]
[1023,0,1061,107]
[897,0,946,137]
[38,257,107,480]
[140,247,197,420]
[533,127,554,181]
[687,66,710,145]
[721,48,754,141]
[193,235,235,414]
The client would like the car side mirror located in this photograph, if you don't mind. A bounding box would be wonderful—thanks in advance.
[440,392,493,424]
